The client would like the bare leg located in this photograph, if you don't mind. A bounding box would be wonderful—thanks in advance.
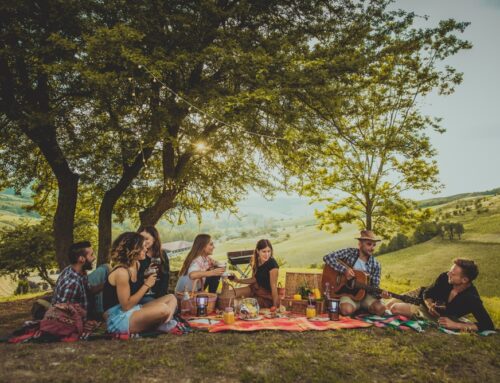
[340,303,356,316]
[389,302,414,317]
[129,294,177,333]
[368,300,386,316]
[233,286,252,298]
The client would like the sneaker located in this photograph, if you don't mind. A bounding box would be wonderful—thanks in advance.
[157,319,177,333]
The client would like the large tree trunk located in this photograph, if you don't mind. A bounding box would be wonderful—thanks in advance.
[22,122,79,270]
[53,171,79,269]
[139,189,177,227]
[97,192,114,266]
[96,149,154,265]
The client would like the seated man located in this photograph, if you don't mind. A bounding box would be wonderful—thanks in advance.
[323,230,389,316]
[387,259,494,332]
[52,241,109,319]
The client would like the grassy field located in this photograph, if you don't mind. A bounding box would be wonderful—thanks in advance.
[1,298,499,383]
[1,193,500,382]
[210,223,358,267]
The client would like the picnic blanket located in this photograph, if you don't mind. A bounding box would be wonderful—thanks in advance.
[1,315,192,344]
[188,314,371,333]
[356,313,497,336]
[355,314,430,332]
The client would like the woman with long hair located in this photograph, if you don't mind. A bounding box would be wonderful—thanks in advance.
[233,239,280,308]
[137,226,170,303]
[102,232,177,334]
[175,234,224,293]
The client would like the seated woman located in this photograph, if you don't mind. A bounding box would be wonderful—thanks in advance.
[233,239,280,308]
[102,232,177,334]
[137,226,170,304]
[175,234,224,294]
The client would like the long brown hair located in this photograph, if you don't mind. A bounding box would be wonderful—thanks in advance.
[110,232,145,267]
[179,234,212,276]
[252,239,273,275]
[138,225,167,273]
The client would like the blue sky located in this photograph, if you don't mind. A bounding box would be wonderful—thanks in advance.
[395,0,500,198]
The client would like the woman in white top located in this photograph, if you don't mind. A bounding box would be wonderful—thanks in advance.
[175,234,225,293]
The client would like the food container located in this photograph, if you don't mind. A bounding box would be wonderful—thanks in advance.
[238,298,260,320]
[223,307,235,324]
[306,304,316,319]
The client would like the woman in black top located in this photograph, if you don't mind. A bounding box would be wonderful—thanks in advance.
[233,239,280,308]
[102,232,177,334]
[137,226,170,303]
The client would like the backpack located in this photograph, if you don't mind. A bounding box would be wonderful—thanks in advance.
[40,303,86,338]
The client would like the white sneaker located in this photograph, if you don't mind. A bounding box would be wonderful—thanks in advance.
[157,319,177,333]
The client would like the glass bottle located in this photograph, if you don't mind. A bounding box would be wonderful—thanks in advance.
[223,307,235,324]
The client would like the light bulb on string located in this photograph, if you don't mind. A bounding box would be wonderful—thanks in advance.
[136,62,287,143]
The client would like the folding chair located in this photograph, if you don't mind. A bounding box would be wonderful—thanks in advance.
[227,250,253,279]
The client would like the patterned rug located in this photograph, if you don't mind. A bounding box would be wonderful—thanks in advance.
[355,314,430,332]
[355,313,496,336]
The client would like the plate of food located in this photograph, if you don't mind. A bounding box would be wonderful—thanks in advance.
[307,316,329,322]
[240,315,263,321]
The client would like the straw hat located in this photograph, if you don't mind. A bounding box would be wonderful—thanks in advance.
[355,230,381,242]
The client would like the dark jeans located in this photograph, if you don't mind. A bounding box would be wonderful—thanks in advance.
[139,294,156,305]
[204,276,220,293]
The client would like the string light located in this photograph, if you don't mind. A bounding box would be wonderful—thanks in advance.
[136,64,287,141]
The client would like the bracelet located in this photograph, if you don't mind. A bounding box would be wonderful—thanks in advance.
[144,283,151,288]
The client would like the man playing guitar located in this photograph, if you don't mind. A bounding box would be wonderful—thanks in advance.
[323,230,389,316]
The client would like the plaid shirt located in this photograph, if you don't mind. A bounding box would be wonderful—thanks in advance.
[323,248,381,289]
[52,266,89,312]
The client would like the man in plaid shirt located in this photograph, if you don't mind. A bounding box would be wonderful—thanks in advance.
[323,230,389,316]
[52,242,108,318]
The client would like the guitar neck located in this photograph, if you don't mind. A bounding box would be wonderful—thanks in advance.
[352,280,423,305]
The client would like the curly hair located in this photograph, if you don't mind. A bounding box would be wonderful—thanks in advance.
[110,232,145,267]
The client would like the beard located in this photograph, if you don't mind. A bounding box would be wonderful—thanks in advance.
[360,248,372,257]
[83,259,93,271]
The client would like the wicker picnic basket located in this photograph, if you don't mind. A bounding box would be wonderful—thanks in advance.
[284,271,322,298]
[217,281,236,310]
[175,279,217,316]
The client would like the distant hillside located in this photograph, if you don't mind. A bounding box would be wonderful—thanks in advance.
[418,187,500,208]
[0,189,321,229]
[0,190,38,229]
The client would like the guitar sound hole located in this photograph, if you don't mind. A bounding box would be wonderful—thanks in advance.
[346,279,356,289]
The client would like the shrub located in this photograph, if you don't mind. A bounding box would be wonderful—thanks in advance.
[412,221,440,244]
[0,222,57,286]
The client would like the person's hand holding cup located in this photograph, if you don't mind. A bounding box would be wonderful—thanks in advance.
[210,267,225,277]
[144,273,157,288]
[215,261,227,270]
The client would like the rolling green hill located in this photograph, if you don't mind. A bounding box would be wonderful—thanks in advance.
[0,191,38,229]
[418,187,500,208]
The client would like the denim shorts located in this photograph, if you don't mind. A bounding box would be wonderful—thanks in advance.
[106,304,142,334]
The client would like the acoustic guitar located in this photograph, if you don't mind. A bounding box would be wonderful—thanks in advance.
[321,263,423,305]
